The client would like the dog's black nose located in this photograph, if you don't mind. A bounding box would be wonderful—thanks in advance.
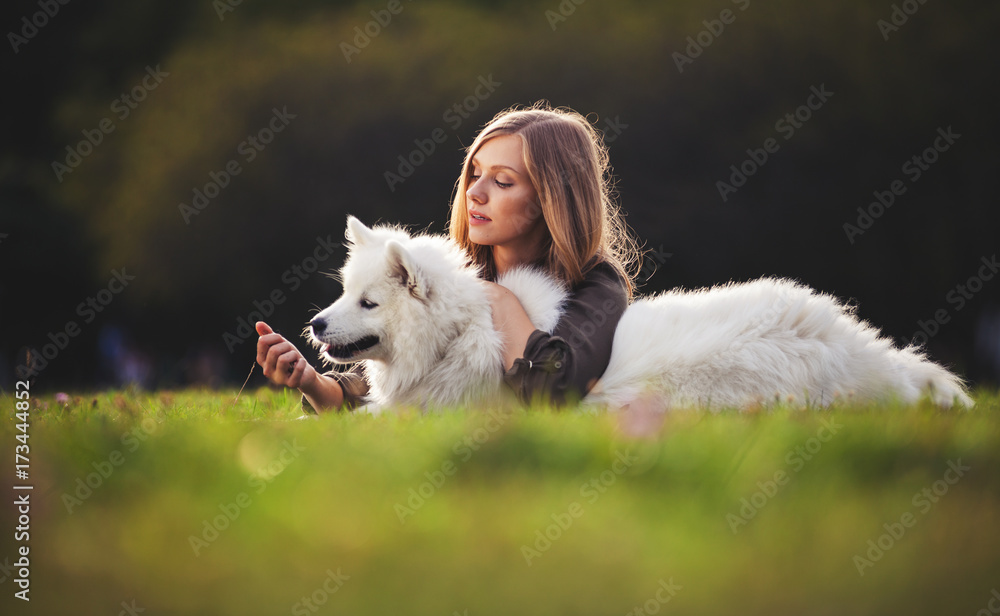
[310,318,326,335]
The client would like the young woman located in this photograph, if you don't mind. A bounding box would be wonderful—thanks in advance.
[255,103,638,411]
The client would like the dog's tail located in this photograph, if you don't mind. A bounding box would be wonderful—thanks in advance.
[898,346,974,408]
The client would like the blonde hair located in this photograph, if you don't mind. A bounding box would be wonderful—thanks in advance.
[448,102,638,297]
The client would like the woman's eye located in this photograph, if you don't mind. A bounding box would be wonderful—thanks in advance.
[360,298,378,309]
[495,179,512,188]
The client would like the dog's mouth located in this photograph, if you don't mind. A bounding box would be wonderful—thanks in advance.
[324,335,380,360]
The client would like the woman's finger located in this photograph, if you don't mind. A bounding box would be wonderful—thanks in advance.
[287,354,308,388]
[263,341,293,378]
[277,349,302,383]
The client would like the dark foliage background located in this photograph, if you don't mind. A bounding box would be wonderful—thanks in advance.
[2,0,998,391]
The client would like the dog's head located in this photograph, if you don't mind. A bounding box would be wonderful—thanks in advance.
[307,216,463,366]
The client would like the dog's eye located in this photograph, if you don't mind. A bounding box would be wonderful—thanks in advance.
[360,298,378,310]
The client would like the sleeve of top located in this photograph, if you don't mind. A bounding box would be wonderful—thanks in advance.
[300,364,370,413]
[503,262,628,405]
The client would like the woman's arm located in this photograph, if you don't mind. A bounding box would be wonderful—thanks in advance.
[300,373,346,412]
[490,263,629,404]
[483,282,538,371]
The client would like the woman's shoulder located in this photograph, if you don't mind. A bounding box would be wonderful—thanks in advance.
[579,259,628,289]
[569,259,629,305]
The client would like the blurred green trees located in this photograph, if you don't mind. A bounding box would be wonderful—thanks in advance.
[3,0,998,388]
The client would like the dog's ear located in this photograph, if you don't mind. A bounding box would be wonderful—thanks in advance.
[385,240,428,301]
[346,216,374,246]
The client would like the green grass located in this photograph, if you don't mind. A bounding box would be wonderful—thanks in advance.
[3,388,1000,615]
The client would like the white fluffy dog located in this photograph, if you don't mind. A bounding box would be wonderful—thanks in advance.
[308,217,972,410]
[307,217,565,410]
[588,278,972,409]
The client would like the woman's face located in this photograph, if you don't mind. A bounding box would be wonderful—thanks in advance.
[466,135,546,259]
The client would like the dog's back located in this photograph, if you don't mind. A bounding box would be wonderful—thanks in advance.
[588,278,972,408]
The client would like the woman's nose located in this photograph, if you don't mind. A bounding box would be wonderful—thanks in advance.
[467,178,486,204]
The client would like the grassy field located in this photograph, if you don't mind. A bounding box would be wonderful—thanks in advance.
[3,387,1000,615]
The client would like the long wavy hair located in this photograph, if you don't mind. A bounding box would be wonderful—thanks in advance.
[448,102,638,297]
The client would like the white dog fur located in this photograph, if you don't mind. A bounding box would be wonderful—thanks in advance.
[308,217,972,411]
[587,278,972,409]
[308,217,564,410]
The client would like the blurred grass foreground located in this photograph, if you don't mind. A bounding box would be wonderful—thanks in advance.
[2,388,1000,615]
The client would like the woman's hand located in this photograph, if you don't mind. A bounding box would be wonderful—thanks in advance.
[483,282,538,371]
[255,321,344,411]
[255,321,316,389]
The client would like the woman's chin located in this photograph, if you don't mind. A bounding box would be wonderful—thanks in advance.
[468,229,494,246]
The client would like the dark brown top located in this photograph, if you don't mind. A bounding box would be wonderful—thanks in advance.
[502,261,628,405]
[305,261,628,412]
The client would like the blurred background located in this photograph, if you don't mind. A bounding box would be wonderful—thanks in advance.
[2,0,998,393]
